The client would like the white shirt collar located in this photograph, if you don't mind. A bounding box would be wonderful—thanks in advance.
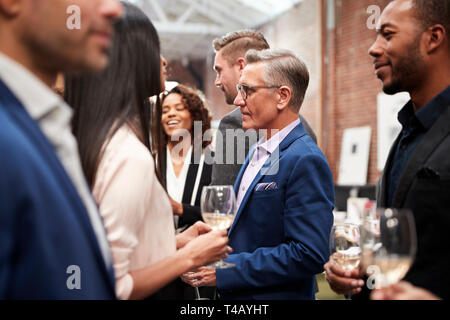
[0,51,72,120]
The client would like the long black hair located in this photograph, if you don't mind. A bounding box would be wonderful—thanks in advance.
[65,2,161,186]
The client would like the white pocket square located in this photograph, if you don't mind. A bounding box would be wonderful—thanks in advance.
[254,182,278,191]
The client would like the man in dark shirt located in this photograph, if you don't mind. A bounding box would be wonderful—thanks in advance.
[325,0,450,299]
[386,92,450,207]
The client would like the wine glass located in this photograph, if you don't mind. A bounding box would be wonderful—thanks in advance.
[330,223,361,271]
[360,208,417,290]
[200,185,236,269]
[189,185,236,300]
[329,222,361,299]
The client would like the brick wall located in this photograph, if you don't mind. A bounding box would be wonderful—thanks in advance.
[330,0,391,184]
[259,0,322,144]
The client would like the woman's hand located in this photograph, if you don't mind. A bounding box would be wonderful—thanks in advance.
[180,229,232,268]
[169,196,183,216]
[176,221,211,249]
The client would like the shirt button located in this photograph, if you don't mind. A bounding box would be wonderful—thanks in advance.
[242,186,245,191]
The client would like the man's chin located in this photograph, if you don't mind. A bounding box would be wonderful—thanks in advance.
[382,82,403,95]
[225,93,237,105]
[226,97,236,105]
[242,122,253,131]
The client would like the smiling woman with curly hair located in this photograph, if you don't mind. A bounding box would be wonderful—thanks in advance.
[155,84,214,230]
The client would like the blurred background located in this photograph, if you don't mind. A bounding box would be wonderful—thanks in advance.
[127,0,401,188]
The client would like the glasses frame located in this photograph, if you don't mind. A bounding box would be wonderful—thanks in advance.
[236,83,281,100]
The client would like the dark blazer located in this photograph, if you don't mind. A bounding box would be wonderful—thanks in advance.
[354,102,450,300]
[162,147,213,228]
[216,122,334,300]
[376,103,450,299]
[211,107,317,186]
[0,79,115,299]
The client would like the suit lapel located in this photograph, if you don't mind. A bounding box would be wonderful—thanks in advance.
[392,104,450,207]
[0,80,115,291]
[229,145,256,235]
[228,123,306,236]
[229,170,265,236]
[182,150,198,204]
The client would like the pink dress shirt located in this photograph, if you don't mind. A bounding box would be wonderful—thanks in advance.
[235,119,300,211]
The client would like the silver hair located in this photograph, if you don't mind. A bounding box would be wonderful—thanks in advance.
[245,49,309,111]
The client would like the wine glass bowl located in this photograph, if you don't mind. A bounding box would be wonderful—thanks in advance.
[200,185,236,269]
[361,208,417,289]
[330,223,361,271]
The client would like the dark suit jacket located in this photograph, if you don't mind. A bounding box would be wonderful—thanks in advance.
[161,147,213,228]
[355,102,450,300]
[211,107,317,186]
[378,103,450,299]
[0,79,115,299]
[216,123,334,300]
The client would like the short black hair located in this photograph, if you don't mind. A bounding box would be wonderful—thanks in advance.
[412,0,450,37]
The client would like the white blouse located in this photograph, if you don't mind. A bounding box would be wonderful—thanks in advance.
[166,145,192,203]
[92,124,176,300]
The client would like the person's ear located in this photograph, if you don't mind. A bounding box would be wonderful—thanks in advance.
[236,57,247,72]
[424,24,446,54]
[0,0,22,17]
[276,86,292,111]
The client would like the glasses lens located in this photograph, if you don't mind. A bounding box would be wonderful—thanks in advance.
[238,84,248,100]
[243,85,248,99]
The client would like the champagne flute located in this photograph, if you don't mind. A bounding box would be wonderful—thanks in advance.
[200,185,236,269]
[329,222,361,299]
[360,208,417,290]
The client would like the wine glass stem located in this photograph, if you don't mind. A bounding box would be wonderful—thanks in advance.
[194,287,201,300]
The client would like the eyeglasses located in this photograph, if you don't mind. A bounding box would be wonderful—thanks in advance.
[236,83,280,100]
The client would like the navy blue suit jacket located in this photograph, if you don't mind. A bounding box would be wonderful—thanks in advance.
[216,122,334,300]
[0,79,115,299]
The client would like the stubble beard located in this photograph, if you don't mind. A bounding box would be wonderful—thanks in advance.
[383,34,424,95]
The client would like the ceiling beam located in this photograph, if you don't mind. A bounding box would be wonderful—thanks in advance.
[178,0,242,29]
[176,2,196,24]
[154,21,227,35]
[147,0,168,22]
[202,0,260,26]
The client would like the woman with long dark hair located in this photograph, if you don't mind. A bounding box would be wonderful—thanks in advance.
[65,2,230,300]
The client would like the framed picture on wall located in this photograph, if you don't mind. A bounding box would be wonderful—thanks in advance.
[338,126,372,186]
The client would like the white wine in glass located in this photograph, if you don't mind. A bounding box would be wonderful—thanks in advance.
[202,212,235,231]
[330,222,361,300]
[201,185,236,269]
[361,208,416,289]
[330,223,361,271]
